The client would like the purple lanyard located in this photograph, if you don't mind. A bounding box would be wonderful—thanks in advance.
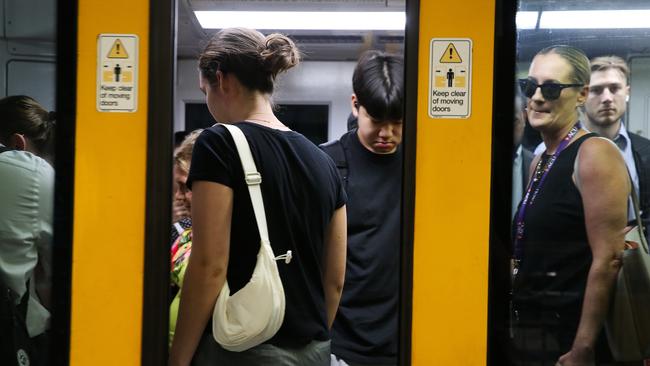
[513,122,582,264]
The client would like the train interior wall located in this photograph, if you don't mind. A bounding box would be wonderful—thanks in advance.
[175,58,355,141]
[629,57,650,137]
[0,0,56,110]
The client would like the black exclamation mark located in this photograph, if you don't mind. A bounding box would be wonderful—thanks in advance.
[116,43,121,55]
[449,48,453,60]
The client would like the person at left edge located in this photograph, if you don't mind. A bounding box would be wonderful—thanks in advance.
[0,95,56,363]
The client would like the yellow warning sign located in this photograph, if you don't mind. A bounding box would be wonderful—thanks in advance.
[107,39,129,59]
[98,34,138,112]
[439,43,462,63]
[429,38,472,118]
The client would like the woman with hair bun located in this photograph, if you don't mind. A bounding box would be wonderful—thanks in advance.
[169,28,347,366]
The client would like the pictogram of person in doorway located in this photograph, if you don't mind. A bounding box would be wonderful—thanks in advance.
[114,64,122,82]
[446,68,454,87]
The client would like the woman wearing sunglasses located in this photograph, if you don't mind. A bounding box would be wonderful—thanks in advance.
[511,45,629,366]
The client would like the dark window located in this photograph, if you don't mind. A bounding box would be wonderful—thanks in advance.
[184,103,215,132]
[184,103,329,145]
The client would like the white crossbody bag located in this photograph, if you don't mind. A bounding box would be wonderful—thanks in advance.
[212,123,292,352]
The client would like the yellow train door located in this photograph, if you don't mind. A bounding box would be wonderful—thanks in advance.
[64,0,518,364]
[404,0,516,365]
[67,0,175,364]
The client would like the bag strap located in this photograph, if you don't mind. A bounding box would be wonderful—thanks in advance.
[220,124,271,248]
[220,123,293,263]
[629,172,650,254]
[17,280,30,319]
[319,139,348,188]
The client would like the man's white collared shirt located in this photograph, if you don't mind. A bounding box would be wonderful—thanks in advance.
[613,124,639,220]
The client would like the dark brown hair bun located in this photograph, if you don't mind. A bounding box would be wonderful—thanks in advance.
[261,33,301,79]
[199,28,301,95]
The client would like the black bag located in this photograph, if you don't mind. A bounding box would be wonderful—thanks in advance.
[0,279,36,366]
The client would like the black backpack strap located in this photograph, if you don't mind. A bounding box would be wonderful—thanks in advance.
[319,139,348,188]
[1,279,30,318]
[17,280,30,320]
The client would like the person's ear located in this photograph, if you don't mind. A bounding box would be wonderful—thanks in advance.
[625,85,630,102]
[9,133,27,151]
[576,85,588,106]
[350,94,359,118]
[214,71,225,92]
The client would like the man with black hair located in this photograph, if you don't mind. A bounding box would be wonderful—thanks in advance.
[321,50,403,366]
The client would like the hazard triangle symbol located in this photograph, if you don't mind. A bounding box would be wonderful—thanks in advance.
[440,43,462,63]
[108,39,129,59]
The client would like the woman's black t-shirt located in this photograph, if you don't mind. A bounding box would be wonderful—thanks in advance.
[187,122,346,347]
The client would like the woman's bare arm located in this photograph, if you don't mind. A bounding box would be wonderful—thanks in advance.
[561,137,628,364]
[169,181,233,366]
[321,205,347,329]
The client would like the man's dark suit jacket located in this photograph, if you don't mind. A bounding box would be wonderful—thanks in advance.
[629,132,650,233]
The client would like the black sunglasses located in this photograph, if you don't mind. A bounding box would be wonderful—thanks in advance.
[518,79,584,101]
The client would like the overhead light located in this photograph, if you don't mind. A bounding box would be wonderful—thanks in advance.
[516,11,538,29]
[194,11,405,31]
[539,10,650,29]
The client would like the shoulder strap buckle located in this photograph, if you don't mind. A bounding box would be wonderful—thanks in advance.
[245,172,262,186]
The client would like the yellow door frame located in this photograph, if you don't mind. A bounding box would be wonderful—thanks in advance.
[66,0,519,364]
[70,0,175,364]
[50,1,77,365]
[404,0,517,364]
[141,0,176,365]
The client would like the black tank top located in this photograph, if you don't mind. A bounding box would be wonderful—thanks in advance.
[511,132,615,363]
[512,133,597,314]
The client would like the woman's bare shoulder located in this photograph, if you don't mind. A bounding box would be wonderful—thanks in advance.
[575,136,627,185]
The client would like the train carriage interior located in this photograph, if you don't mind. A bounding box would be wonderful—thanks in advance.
[175,0,406,144]
[1,0,650,364]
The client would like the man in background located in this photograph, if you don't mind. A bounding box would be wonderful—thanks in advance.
[512,88,534,218]
[583,56,650,229]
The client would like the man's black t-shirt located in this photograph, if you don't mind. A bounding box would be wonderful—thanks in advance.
[323,130,402,365]
[187,122,346,347]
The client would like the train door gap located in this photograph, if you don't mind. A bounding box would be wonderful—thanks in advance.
[142,0,413,364]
